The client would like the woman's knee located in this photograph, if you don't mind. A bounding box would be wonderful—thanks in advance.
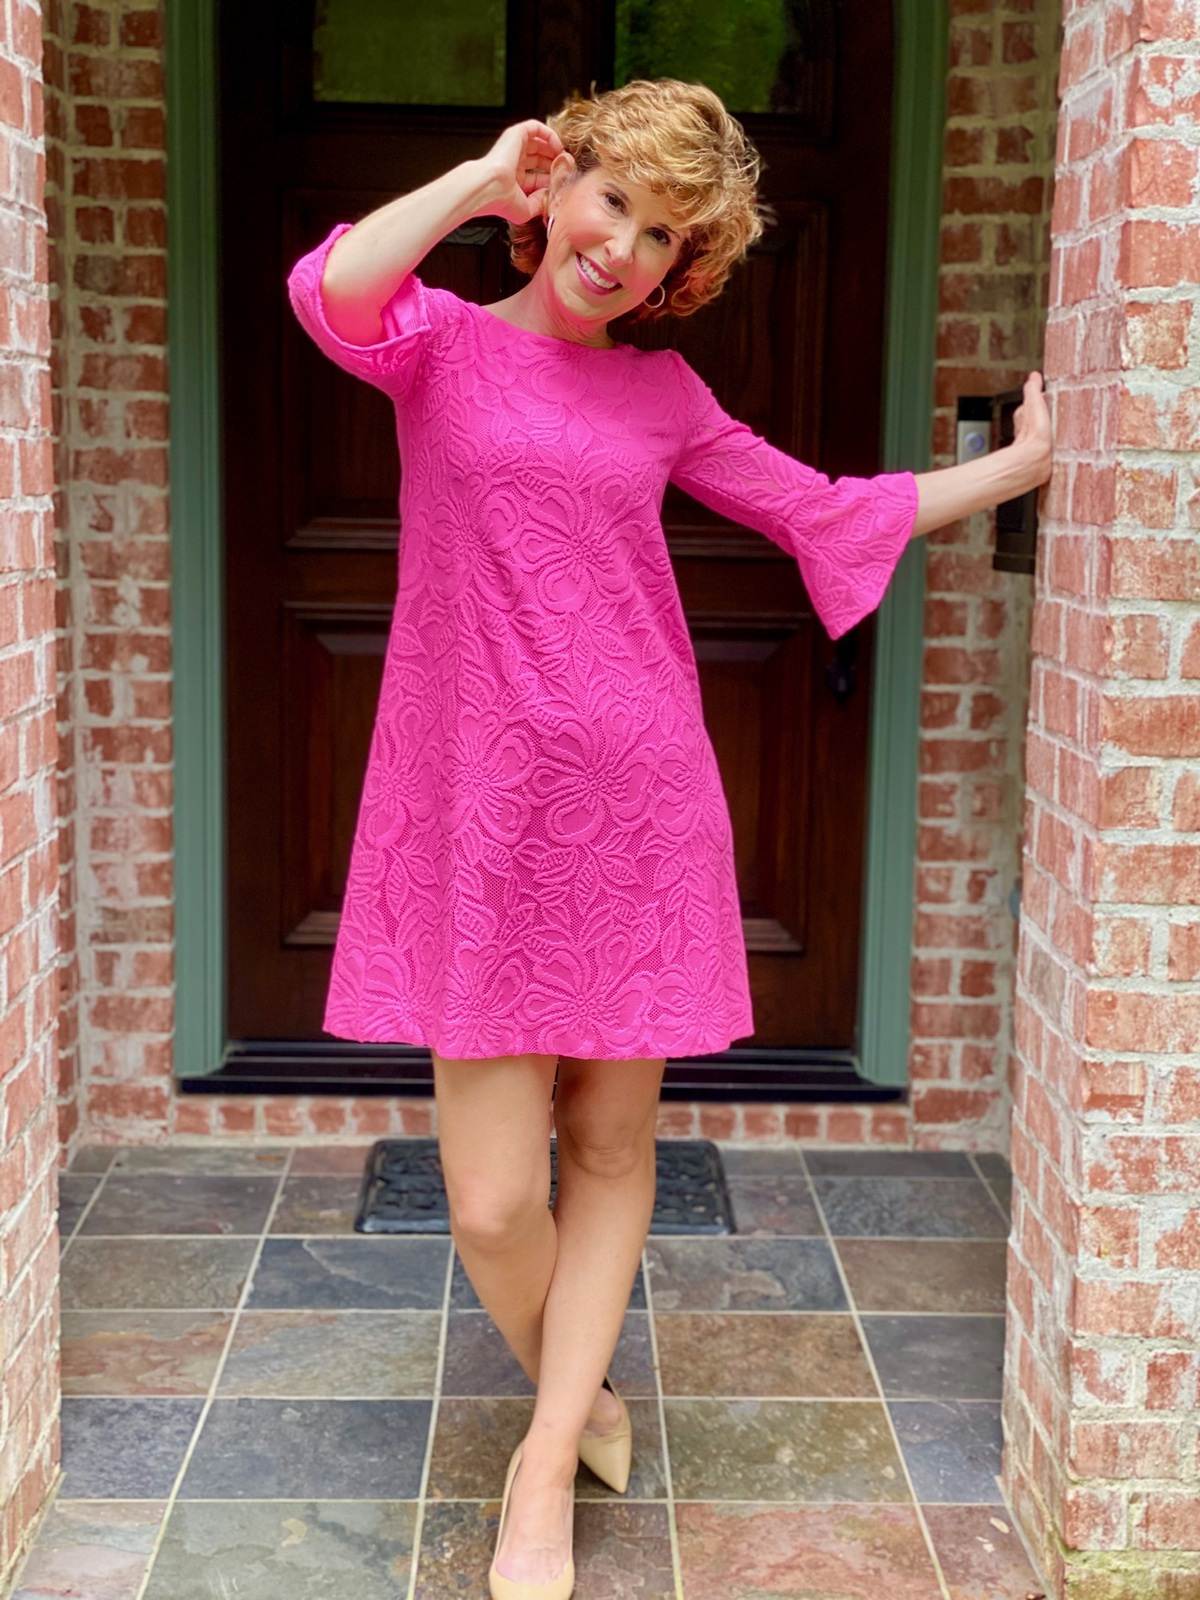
[430,1048,557,1241]
[447,1173,550,1248]
[553,1057,665,1177]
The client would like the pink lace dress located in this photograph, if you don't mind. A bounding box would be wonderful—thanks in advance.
[286,222,919,1060]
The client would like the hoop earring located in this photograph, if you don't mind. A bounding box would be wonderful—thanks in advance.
[546,214,554,234]
[645,283,666,309]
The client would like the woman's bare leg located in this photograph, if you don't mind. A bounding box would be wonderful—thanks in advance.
[526,1054,664,1474]
[430,1049,628,1434]
[430,1049,560,1383]
[432,1048,665,1584]
[500,1055,665,1583]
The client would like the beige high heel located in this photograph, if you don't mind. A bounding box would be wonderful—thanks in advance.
[576,1374,633,1494]
[488,1439,576,1600]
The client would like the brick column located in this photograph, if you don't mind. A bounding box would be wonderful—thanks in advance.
[1002,1,1200,1594]
[0,0,62,1582]
[49,0,172,1141]
[911,0,1061,1151]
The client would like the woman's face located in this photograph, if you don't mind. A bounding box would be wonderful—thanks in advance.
[541,156,689,329]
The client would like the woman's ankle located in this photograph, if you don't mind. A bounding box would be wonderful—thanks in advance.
[517,1438,579,1488]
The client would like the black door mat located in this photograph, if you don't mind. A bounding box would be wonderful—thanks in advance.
[354,1137,735,1236]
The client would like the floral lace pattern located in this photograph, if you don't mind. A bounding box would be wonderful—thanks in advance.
[286,221,919,1059]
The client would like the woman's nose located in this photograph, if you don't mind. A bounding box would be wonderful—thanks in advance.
[605,233,635,267]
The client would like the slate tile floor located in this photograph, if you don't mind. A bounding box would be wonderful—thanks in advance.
[8,1142,1050,1600]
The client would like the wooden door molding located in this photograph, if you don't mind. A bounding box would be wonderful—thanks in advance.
[167,0,945,1089]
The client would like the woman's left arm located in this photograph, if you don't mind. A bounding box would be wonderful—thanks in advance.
[667,355,1056,640]
[910,371,1054,538]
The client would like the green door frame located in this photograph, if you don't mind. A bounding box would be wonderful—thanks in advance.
[165,0,944,1085]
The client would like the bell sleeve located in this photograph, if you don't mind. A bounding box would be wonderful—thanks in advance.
[667,351,919,641]
[285,221,437,401]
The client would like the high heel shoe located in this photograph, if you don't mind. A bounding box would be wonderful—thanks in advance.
[488,1439,576,1600]
[576,1374,633,1494]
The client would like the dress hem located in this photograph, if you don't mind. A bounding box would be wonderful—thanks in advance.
[321,1014,755,1061]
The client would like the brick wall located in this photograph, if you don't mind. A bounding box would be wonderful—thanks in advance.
[1001,0,1200,1593]
[0,0,62,1585]
[911,0,1063,1151]
[49,0,172,1149]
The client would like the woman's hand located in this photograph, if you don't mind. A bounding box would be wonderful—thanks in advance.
[911,371,1056,536]
[1011,370,1053,489]
[478,119,566,226]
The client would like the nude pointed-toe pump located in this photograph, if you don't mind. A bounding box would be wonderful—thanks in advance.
[576,1374,633,1494]
[489,1440,576,1600]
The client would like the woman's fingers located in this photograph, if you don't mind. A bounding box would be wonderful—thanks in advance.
[527,118,564,149]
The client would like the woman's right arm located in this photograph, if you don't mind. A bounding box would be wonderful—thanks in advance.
[319,161,503,346]
[320,120,565,345]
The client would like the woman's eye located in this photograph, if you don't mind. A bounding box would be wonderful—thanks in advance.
[605,194,670,246]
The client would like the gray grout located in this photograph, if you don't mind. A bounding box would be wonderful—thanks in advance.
[40,1146,1034,1597]
[798,1153,955,1600]
[131,1149,296,1600]
[402,1221,456,1600]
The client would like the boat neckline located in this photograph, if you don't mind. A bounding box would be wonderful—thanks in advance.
[466,295,630,355]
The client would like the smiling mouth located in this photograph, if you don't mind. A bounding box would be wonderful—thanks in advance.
[575,252,621,291]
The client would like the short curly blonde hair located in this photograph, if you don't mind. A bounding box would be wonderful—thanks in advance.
[508,78,773,325]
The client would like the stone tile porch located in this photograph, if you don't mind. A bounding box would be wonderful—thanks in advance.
[8,1144,1049,1599]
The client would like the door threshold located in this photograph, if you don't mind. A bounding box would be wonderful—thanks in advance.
[180,1041,905,1102]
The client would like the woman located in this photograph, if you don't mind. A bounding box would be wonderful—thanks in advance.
[287,78,1052,1600]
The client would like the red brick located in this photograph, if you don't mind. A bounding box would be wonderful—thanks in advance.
[915,866,955,903]
[923,646,1003,684]
[921,739,1004,777]
[1166,922,1200,981]
[1127,54,1200,131]
[1109,540,1200,602]
[1078,1205,1141,1271]
[1106,613,1170,678]
[1101,695,1200,757]
[1073,1279,1194,1339]
[969,690,1005,730]
[1174,772,1200,830]
[1071,462,1117,526]
[966,953,998,992]
[1146,1207,1200,1270]
[1131,1494,1200,1551]
[1145,1350,1200,1411]
[1079,1060,1147,1120]
[913,955,953,995]
[1119,218,1200,291]
[1123,138,1199,207]
[910,1086,997,1123]
[920,691,961,729]
[960,1043,999,1082]
[940,222,982,264]
[1098,766,1161,828]
[1062,1485,1127,1551]
[1094,842,1200,904]
[917,824,996,862]
[915,1004,998,1043]
[1071,1419,1181,1480]
[1088,992,1200,1056]
[1124,300,1191,369]
[919,780,958,819]
[1158,1066,1200,1123]
[1091,915,1152,977]
[943,175,1045,216]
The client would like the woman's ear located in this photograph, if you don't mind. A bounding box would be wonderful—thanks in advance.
[547,149,576,206]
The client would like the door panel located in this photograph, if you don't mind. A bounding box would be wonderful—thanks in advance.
[221,0,900,1080]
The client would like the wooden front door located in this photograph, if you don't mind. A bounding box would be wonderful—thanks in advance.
[219,0,901,1088]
